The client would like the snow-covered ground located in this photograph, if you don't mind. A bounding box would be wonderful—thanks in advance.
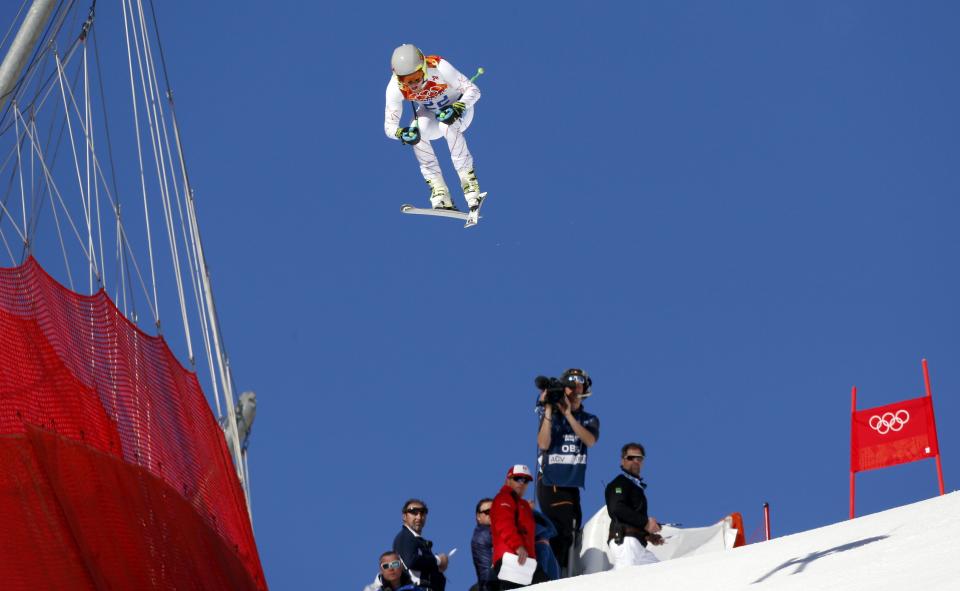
[538,492,959,590]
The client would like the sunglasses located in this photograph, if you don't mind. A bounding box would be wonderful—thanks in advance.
[381,560,402,570]
[405,507,428,516]
[510,476,532,483]
[624,455,645,462]
[478,508,491,515]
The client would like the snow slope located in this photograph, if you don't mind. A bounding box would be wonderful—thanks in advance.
[538,492,959,590]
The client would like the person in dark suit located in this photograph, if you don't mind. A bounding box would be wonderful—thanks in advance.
[393,499,447,591]
[605,443,663,568]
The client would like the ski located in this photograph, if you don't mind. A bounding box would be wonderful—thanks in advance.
[400,192,487,228]
[465,192,488,228]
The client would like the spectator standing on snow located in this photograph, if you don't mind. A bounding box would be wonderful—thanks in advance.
[362,551,426,591]
[471,498,496,591]
[393,499,448,591]
[605,443,663,569]
[535,368,599,574]
[491,465,548,589]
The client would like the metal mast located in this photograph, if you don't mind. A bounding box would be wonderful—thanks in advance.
[0,0,57,113]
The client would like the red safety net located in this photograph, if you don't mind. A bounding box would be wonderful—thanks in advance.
[0,257,267,590]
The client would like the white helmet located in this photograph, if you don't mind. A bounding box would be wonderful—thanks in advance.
[391,44,425,76]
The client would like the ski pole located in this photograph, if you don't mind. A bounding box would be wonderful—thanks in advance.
[409,100,419,132]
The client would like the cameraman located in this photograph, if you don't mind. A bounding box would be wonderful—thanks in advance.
[534,368,599,576]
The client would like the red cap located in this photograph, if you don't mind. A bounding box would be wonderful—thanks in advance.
[506,464,533,481]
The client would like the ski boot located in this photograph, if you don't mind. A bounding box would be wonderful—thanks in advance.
[428,178,458,211]
[460,169,483,212]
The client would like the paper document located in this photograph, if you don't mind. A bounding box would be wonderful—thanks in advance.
[497,552,537,585]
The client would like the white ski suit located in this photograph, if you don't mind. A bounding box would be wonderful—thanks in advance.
[384,55,480,187]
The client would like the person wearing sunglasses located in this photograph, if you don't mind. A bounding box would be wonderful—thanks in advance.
[535,367,599,576]
[605,443,663,569]
[384,44,483,212]
[363,551,426,591]
[490,465,548,589]
[470,498,495,591]
[393,499,448,591]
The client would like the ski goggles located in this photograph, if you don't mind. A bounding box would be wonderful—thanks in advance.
[381,560,402,570]
[564,374,587,385]
[398,66,426,87]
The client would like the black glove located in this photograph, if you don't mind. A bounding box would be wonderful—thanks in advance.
[395,126,420,145]
[437,102,466,124]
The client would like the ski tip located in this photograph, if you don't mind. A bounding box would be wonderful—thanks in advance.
[401,204,415,213]
[464,192,487,227]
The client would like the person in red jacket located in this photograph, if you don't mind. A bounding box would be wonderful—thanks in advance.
[490,465,548,589]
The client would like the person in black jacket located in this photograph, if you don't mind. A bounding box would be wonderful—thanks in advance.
[470,498,495,591]
[393,499,448,591]
[604,443,663,569]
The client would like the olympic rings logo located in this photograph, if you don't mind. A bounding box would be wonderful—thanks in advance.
[868,410,910,434]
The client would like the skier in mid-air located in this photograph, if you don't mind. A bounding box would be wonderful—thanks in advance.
[384,44,482,212]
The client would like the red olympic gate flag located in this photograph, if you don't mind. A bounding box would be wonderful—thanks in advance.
[851,395,939,473]
[849,359,946,519]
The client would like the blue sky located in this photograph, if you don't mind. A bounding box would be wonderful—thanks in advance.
[5,1,960,589]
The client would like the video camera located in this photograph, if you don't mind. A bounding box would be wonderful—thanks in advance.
[534,376,567,406]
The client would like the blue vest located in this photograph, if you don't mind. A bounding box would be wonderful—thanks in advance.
[536,405,599,488]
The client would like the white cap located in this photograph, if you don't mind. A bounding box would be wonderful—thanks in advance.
[506,464,533,481]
